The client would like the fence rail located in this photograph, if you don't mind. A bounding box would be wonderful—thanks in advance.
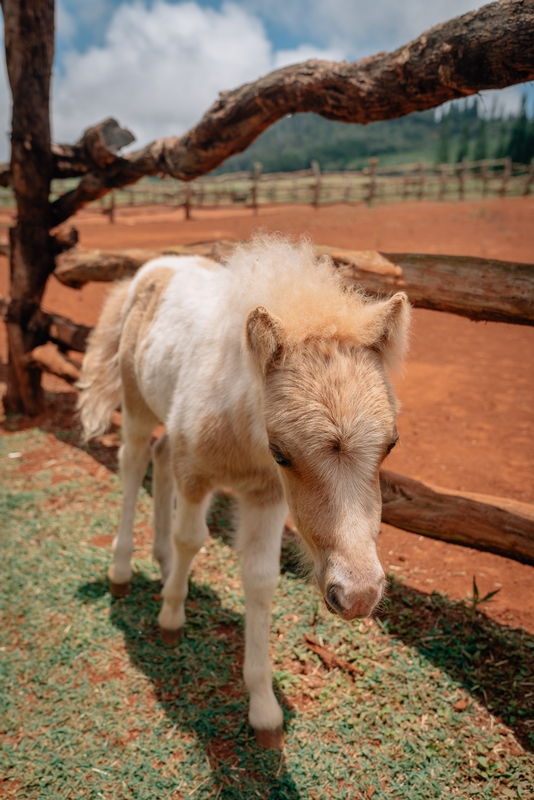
[1,157,533,216]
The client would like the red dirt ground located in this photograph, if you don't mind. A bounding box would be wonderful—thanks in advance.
[1,197,533,633]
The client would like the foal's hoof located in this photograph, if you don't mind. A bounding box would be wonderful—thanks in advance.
[159,626,184,646]
[109,580,130,598]
[254,726,284,750]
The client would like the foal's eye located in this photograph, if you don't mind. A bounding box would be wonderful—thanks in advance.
[269,444,292,468]
[386,435,399,455]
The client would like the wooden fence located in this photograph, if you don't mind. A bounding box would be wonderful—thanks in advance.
[2,156,533,217]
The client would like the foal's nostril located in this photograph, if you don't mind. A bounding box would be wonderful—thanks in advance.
[326,584,346,615]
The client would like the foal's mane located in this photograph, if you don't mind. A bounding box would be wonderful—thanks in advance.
[226,235,408,370]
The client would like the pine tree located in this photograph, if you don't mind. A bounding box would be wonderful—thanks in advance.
[507,96,533,163]
[435,116,450,164]
[456,121,470,162]
[494,121,509,159]
[473,118,488,162]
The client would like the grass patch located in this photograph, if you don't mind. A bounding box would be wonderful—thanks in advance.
[1,428,533,798]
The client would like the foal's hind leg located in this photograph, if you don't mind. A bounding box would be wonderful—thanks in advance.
[237,496,288,749]
[151,433,174,583]
[109,411,153,595]
[158,491,211,644]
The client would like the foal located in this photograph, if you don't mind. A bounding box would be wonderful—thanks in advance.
[78,236,410,748]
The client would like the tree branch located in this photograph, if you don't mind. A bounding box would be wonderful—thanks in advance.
[49,0,534,225]
[0,298,91,352]
[0,118,135,186]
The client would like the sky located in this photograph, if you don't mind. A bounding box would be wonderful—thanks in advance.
[0,0,532,162]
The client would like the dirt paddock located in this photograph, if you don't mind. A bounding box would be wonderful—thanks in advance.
[1,197,533,633]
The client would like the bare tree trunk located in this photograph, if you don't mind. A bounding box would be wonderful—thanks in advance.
[1,0,55,414]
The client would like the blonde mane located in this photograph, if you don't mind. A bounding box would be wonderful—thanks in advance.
[225,234,409,371]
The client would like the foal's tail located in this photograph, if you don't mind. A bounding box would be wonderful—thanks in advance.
[77,279,132,442]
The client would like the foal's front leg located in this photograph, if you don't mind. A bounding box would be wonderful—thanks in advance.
[158,491,211,644]
[237,498,288,749]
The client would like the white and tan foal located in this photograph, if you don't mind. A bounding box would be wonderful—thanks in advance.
[78,236,410,748]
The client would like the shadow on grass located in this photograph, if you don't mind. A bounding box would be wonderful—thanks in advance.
[78,574,302,800]
[377,577,534,751]
[1,388,123,472]
[7,390,533,752]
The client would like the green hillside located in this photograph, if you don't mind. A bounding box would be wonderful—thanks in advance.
[215,99,534,174]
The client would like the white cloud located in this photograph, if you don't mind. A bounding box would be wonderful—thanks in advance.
[0,0,531,163]
[51,1,340,150]
[245,0,487,58]
[273,43,345,70]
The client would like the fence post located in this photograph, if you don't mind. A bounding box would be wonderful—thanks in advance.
[343,171,351,203]
[366,157,378,205]
[251,162,262,215]
[417,161,425,200]
[523,157,534,196]
[499,157,511,197]
[457,157,468,200]
[481,160,489,197]
[102,190,115,223]
[184,182,192,220]
[438,164,447,201]
[311,160,321,208]
[402,172,409,201]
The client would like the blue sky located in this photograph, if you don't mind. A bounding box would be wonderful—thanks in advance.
[1,0,532,161]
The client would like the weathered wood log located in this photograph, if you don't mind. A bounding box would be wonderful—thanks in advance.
[46,312,92,353]
[53,242,237,287]
[0,298,91,353]
[51,225,78,254]
[380,470,534,566]
[23,342,80,385]
[49,0,534,225]
[0,118,136,186]
[2,0,56,415]
[325,248,534,326]
[53,242,534,326]
[0,162,11,188]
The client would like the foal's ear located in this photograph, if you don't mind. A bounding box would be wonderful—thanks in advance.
[246,306,284,375]
[366,292,411,370]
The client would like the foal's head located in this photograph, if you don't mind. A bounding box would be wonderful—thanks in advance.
[246,290,410,620]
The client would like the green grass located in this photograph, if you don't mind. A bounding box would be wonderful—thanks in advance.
[1,427,533,799]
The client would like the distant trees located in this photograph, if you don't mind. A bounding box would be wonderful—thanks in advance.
[434,95,533,164]
[507,97,534,164]
[220,96,533,174]
[435,117,450,164]
[473,119,488,162]
[456,121,471,163]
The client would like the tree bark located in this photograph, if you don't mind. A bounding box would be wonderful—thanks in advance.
[380,470,534,566]
[52,243,534,327]
[48,0,534,224]
[1,0,55,414]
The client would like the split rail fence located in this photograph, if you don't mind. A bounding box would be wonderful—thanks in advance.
[2,157,534,219]
[71,156,534,218]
